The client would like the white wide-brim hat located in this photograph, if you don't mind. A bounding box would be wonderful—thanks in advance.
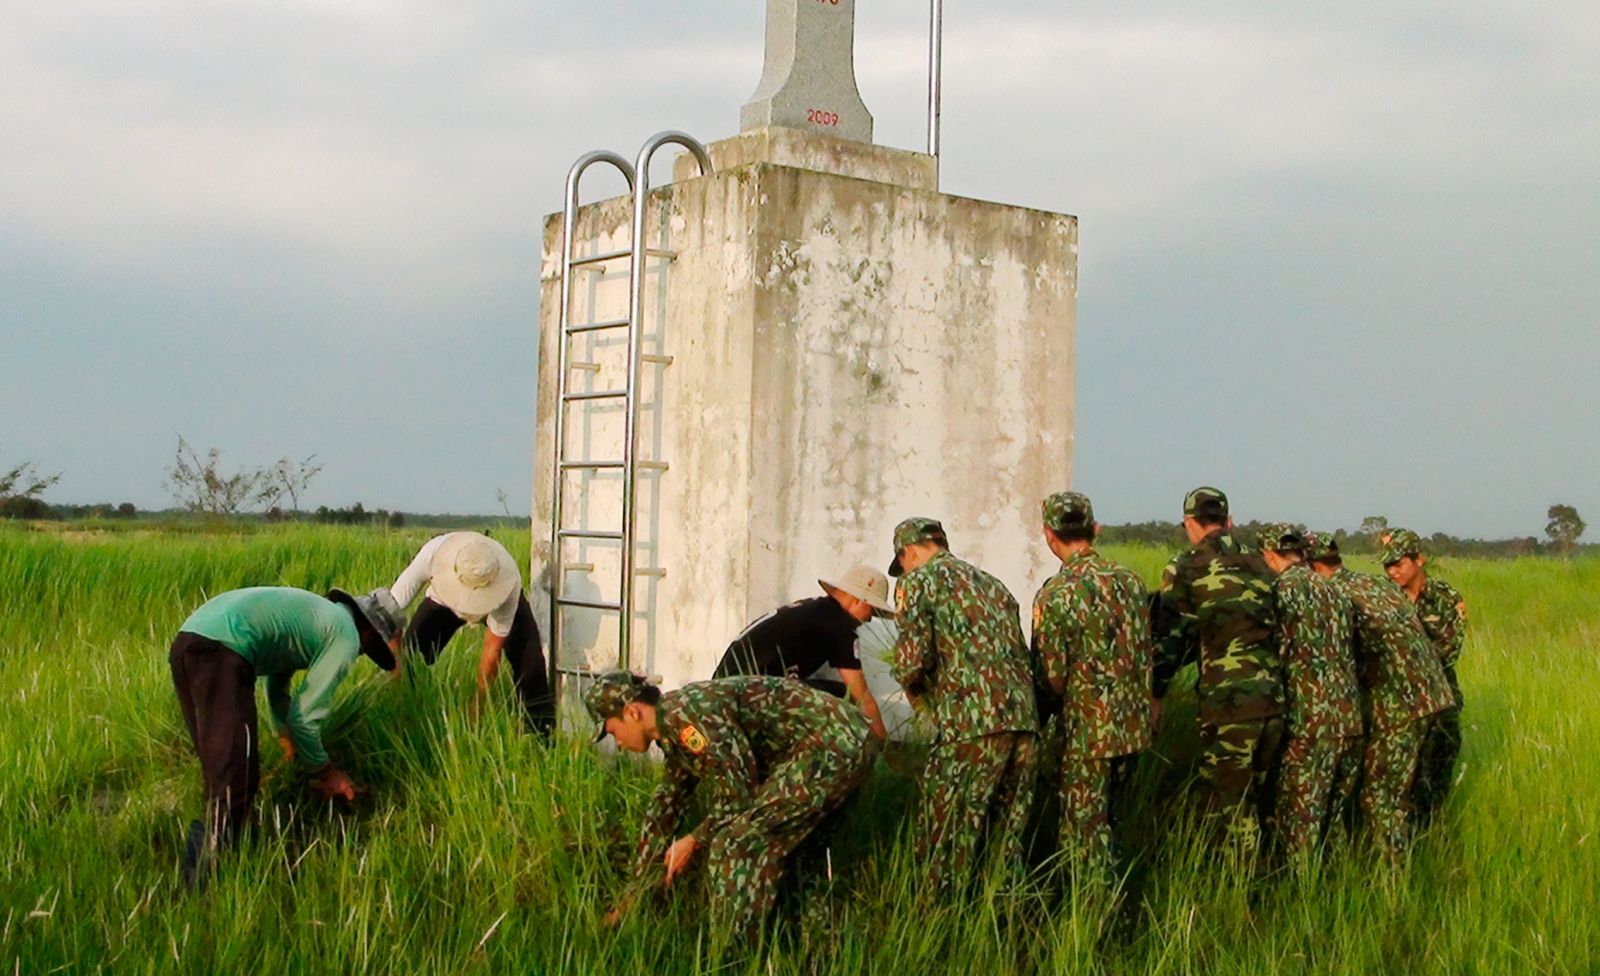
[429,532,521,619]
[819,564,894,614]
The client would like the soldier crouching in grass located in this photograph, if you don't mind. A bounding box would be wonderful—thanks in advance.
[1306,533,1454,859]
[1257,524,1363,866]
[888,517,1039,895]
[169,586,404,888]
[1031,492,1154,888]
[588,671,875,946]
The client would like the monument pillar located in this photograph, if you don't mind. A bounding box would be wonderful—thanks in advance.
[741,0,873,143]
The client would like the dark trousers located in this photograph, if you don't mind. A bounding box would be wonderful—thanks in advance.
[170,632,260,842]
[1412,700,1462,825]
[404,592,553,735]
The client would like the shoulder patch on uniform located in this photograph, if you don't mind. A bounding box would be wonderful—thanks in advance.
[678,724,709,754]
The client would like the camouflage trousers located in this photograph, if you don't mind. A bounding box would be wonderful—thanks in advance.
[917,731,1038,893]
[1057,752,1136,885]
[1411,699,1462,827]
[1197,716,1284,854]
[706,735,875,943]
[1360,717,1428,858]
[1274,732,1362,862]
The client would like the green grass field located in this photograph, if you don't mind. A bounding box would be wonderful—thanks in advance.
[1,524,1594,974]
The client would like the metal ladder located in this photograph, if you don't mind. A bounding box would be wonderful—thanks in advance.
[547,131,713,699]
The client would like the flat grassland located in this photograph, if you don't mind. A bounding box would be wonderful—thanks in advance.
[1,524,1594,974]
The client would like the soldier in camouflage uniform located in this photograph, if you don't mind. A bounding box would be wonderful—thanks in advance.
[1257,524,1363,863]
[586,671,875,943]
[1381,528,1467,826]
[1031,492,1153,884]
[1152,487,1285,854]
[1307,533,1455,858]
[888,517,1039,893]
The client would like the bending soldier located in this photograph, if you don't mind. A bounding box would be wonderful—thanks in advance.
[888,517,1038,893]
[1307,533,1454,858]
[1152,487,1286,856]
[1257,524,1363,864]
[1381,528,1467,825]
[589,672,875,944]
[1032,492,1154,885]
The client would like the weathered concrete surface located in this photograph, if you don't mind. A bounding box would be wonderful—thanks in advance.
[535,144,1076,735]
[741,0,872,143]
[675,127,936,192]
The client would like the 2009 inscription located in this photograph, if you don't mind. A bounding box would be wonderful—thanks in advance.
[806,109,840,127]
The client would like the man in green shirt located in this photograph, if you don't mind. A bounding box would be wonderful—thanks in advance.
[169,586,404,885]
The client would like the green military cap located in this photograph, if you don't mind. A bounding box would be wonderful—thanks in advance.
[888,516,948,577]
[1304,531,1341,561]
[583,670,656,741]
[1380,528,1424,566]
[1042,491,1094,532]
[1182,486,1229,521]
[1257,521,1306,553]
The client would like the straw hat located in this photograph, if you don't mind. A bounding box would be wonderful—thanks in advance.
[428,532,520,619]
[819,564,894,614]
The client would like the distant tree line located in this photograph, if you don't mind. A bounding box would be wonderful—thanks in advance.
[1100,513,1591,559]
[4,446,1589,557]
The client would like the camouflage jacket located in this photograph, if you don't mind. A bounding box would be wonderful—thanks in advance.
[1325,569,1455,733]
[1272,564,1362,739]
[1152,530,1285,724]
[1032,549,1153,759]
[634,677,870,872]
[1414,577,1466,672]
[891,550,1038,743]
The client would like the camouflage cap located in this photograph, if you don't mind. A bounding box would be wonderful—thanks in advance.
[1380,528,1424,565]
[583,670,656,741]
[1042,491,1094,533]
[1257,521,1306,553]
[1304,531,1341,561]
[1182,486,1229,522]
[888,516,948,577]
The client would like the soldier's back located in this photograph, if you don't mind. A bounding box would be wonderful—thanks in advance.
[903,552,1036,741]
[1273,565,1361,739]
[1161,532,1283,723]
[1329,571,1454,731]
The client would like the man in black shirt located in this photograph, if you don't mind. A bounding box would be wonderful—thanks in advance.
[713,564,892,740]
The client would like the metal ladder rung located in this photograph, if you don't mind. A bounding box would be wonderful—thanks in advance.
[637,460,669,471]
[560,459,623,470]
[564,563,595,572]
[556,664,605,677]
[640,354,674,365]
[559,528,623,540]
[563,389,627,402]
[555,598,622,612]
[635,567,666,578]
[566,317,630,335]
[569,361,601,372]
[569,247,677,268]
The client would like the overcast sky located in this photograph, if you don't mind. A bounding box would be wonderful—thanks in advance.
[2,1,1595,537]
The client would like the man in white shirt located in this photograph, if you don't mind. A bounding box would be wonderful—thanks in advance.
[389,531,551,734]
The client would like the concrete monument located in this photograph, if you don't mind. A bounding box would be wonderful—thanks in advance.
[535,4,1077,737]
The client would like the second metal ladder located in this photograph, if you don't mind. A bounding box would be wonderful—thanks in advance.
[548,131,713,698]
